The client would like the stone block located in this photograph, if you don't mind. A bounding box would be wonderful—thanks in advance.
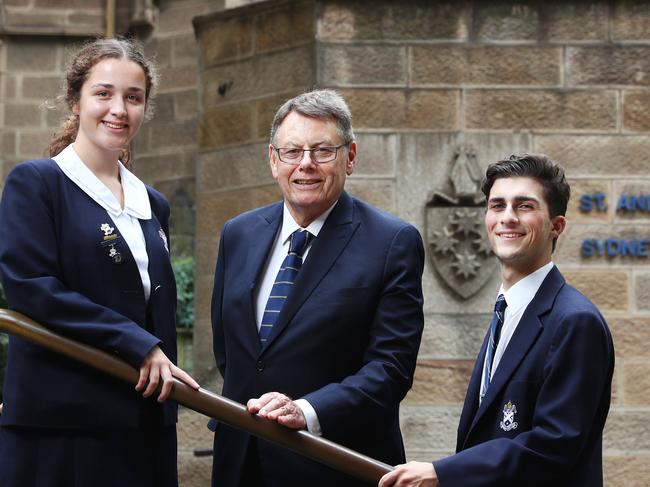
[1,132,17,157]
[151,92,176,121]
[613,0,650,41]
[202,46,313,107]
[341,89,458,130]
[5,104,42,128]
[567,47,650,86]
[634,273,650,312]
[604,455,650,487]
[473,2,539,41]
[566,179,612,224]
[4,75,17,99]
[256,0,314,53]
[173,33,199,68]
[555,223,650,268]
[198,102,255,150]
[400,405,461,453]
[256,93,300,140]
[195,185,281,237]
[603,408,650,450]
[195,237,219,281]
[352,133,396,177]
[344,179,395,214]
[65,11,104,34]
[411,46,560,86]
[200,16,254,66]
[158,65,198,91]
[134,152,196,183]
[18,131,50,158]
[562,270,629,312]
[622,363,650,405]
[35,0,101,6]
[319,44,407,86]
[145,37,173,69]
[535,135,650,177]
[22,76,62,100]
[7,39,58,72]
[197,142,271,192]
[419,313,490,360]
[150,119,197,149]
[542,2,609,41]
[159,0,210,35]
[2,11,67,33]
[175,89,200,120]
[623,91,650,132]
[318,0,469,41]
[465,89,617,131]
[404,360,474,405]
[610,317,650,358]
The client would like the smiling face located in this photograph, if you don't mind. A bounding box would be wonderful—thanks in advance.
[485,176,566,288]
[72,58,146,165]
[269,111,356,227]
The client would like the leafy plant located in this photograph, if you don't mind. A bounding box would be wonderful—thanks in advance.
[172,255,195,329]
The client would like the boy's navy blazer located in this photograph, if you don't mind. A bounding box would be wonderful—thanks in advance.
[435,266,615,487]
[0,159,177,428]
[211,191,425,486]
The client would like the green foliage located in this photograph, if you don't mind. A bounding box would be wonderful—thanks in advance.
[172,255,195,329]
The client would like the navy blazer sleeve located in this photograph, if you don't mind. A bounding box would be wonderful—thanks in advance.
[302,223,425,436]
[0,161,160,368]
[434,301,614,486]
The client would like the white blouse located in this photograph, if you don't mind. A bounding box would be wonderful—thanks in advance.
[53,144,153,300]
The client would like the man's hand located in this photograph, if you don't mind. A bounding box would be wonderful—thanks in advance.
[136,345,200,402]
[247,392,306,429]
[378,461,439,487]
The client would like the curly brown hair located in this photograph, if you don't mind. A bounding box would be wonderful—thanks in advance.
[48,37,158,167]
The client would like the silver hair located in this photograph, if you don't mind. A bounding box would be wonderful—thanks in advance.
[269,89,355,145]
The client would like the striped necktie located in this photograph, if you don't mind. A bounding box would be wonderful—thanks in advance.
[259,229,312,345]
[479,294,507,403]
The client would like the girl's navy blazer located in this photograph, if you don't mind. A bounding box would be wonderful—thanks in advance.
[0,159,177,428]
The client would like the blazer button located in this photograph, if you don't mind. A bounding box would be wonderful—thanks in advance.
[256,360,264,372]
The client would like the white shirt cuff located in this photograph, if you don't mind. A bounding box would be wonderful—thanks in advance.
[294,398,322,436]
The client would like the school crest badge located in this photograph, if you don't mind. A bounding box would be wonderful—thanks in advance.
[500,400,518,432]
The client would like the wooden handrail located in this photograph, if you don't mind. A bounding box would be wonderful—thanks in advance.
[0,309,392,484]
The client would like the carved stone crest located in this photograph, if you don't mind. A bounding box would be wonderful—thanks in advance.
[426,145,497,299]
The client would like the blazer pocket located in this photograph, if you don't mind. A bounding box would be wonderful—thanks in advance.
[313,287,371,307]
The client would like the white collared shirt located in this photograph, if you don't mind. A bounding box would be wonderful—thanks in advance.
[483,261,555,384]
[253,201,337,436]
[53,144,153,300]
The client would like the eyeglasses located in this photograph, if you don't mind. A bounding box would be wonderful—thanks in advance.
[273,144,348,164]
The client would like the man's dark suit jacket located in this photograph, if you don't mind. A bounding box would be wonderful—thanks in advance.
[211,191,425,486]
[434,266,614,487]
[0,159,178,429]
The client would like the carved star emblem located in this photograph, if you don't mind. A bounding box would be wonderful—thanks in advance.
[450,250,481,278]
[449,208,481,237]
[473,235,493,256]
[431,227,459,255]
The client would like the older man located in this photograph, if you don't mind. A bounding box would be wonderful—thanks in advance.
[210,90,425,486]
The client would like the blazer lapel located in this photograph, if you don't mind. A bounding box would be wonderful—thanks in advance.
[243,204,283,353]
[461,266,565,448]
[261,192,359,352]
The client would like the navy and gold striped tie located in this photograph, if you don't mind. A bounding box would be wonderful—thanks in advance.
[259,229,312,345]
[480,294,507,403]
